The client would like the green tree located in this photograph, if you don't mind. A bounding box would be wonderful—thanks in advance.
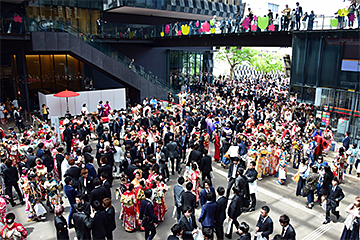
[251,53,284,74]
[216,47,259,79]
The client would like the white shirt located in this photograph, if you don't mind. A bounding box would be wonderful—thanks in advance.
[61,159,71,183]
[232,164,238,178]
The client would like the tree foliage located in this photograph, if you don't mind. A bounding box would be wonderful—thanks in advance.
[216,47,284,78]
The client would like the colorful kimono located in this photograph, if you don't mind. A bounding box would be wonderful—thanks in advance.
[0,197,6,223]
[292,139,303,169]
[43,179,61,212]
[153,182,168,222]
[135,186,146,229]
[120,191,137,232]
[190,170,200,203]
[1,222,28,240]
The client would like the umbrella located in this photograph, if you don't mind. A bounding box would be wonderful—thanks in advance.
[54,89,80,113]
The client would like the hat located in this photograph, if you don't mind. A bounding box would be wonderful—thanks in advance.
[104,127,109,131]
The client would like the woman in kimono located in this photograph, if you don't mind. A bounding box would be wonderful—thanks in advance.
[103,101,111,117]
[146,167,158,188]
[340,196,360,240]
[120,183,137,232]
[135,180,146,230]
[155,176,168,221]
[214,130,221,163]
[1,213,28,240]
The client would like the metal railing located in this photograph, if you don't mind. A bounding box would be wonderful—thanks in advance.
[22,18,177,94]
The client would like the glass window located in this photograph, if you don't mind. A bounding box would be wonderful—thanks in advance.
[78,8,91,34]
[54,55,67,91]
[67,55,83,91]
[40,55,55,91]
[268,3,279,12]
[26,55,42,90]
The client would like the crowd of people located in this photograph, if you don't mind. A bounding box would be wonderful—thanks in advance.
[0,72,359,240]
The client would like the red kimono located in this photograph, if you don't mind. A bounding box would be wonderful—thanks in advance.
[214,134,220,162]
[1,222,28,240]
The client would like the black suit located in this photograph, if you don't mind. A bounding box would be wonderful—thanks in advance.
[181,191,197,213]
[226,163,240,198]
[167,235,179,240]
[26,153,36,169]
[200,155,212,186]
[98,164,112,186]
[244,168,257,209]
[164,131,174,145]
[226,194,243,238]
[189,150,202,166]
[179,214,197,240]
[325,185,345,221]
[78,176,94,201]
[3,166,23,204]
[103,180,111,199]
[89,186,107,207]
[215,196,228,240]
[65,166,81,190]
[105,206,116,240]
[72,212,91,240]
[86,210,107,240]
[63,127,73,153]
[140,199,159,240]
[238,233,251,240]
[281,224,296,240]
[255,215,273,240]
[55,215,69,240]
[55,153,65,179]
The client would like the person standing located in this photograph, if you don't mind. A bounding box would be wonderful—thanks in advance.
[244,161,258,212]
[64,176,79,228]
[3,159,24,207]
[340,196,360,240]
[304,165,320,209]
[307,11,315,30]
[72,202,91,240]
[215,187,227,240]
[199,192,216,238]
[179,206,199,240]
[295,2,303,30]
[140,189,159,240]
[63,124,73,154]
[41,104,49,122]
[200,150,213,186]
[254,206,273,240]
[103,198,116,240]
[279,214,296,240]
[226,158,240,198]
[323,177,345,224]
[96,17,107,34]
[224,186,243,239]
[343,131,351,151]
[174,177,185,221]
[54,205,69,240]
[281,4,291,31]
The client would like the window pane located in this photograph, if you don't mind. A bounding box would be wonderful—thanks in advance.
[54,55,67,91]
[40,55,55,91]
[26,55,42,91]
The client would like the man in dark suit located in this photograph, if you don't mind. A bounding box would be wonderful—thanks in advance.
[189,144,202,166]
[225,186,243,239]
[64,159,81,190]
[103,198,116,240]
[77,123,87,140]
[174,177,185,221]
[199,192,217,238]
[200,179,216,206]
[181,182,197,213]
[164,127,174,145]
[64,176,79,227]
[85,200,107,240]
[226,158,240,198]
[244,161,258,212]
[101,127,112,144]
[63,124,73,153]
[98,157,113,186]
[179,206,199,240]
[72,202,91,240]
[215,187,228,240]
[167,224,183,240]
[279,214,296,240]
[113,117,122,139]
[78,168,94,201]
[55,147,65,179]
[166,137,180,175]
[26,147,36,169]
[181,130,189,162]
[96,138,105,167]
[3,160,24,207]
[89,178,107,208]
[343,131,350,150]
[140,189,159,240]
[323,177,345,224]
[254,206,273,240]
[200,150,213,186]
[100,172,111,199]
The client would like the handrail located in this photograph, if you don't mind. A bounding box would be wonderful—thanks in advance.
[23,18,176,94]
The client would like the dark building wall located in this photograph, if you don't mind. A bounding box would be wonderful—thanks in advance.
[107,43,212,80]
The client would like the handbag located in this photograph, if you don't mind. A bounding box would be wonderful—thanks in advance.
[210,172,215,179]
[141,202,154,229]
[293,172,300,182]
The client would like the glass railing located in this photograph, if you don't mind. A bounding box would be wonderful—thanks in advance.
[72,16,360,40]
[22,18,178,94]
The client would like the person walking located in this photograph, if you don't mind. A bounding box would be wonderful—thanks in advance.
[224,186,243,239]
[244,161,257,212]
[174,177,185,221]
[140,189,159,240]
[215,187,228,240]
[103,198,116,240]
[199,192,216,238]
[200,149,213,186]
[340,196,360,240]
[3,159,24,207]
[304,165,320,209]
[226,158,240,198]
[323,177,345,224]
[179,206,199,240]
